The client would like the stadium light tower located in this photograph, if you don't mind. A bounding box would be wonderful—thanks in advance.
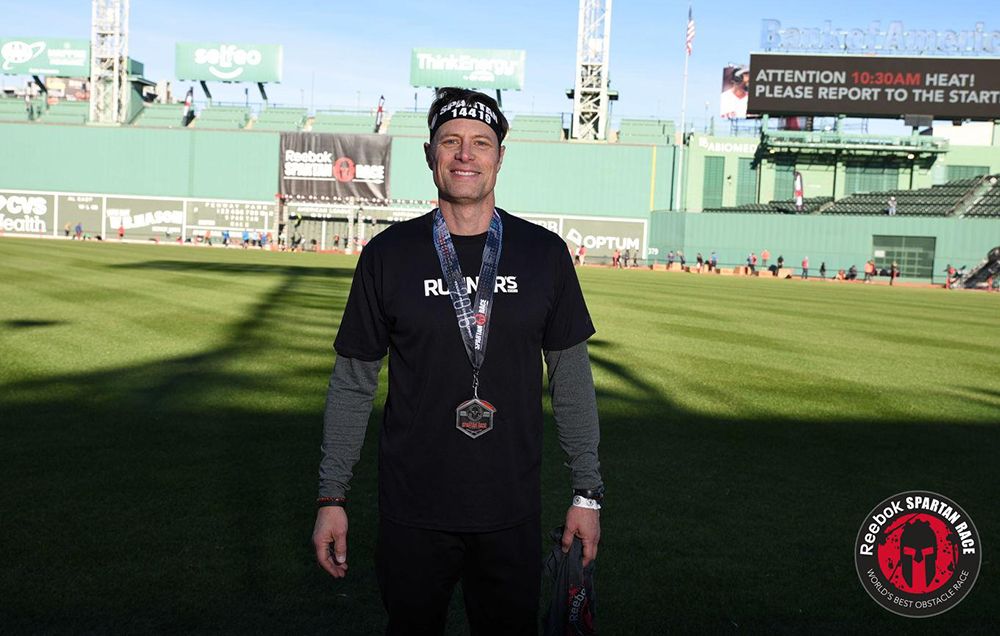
[89,0,130,124]
[571,0,613,141]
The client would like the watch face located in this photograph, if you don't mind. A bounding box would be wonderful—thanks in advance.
[577,486,605,500]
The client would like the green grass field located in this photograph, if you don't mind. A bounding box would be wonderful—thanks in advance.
[1,237,998,634]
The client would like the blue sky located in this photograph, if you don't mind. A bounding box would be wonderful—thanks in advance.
[1,1,995,131]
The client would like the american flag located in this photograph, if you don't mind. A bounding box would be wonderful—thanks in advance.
[182,86,194,118]
[686,6,696,55]
[374,95,385,133]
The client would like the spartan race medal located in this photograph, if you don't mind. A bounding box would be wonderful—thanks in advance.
[432,209,503,439]
[456,397,496,439]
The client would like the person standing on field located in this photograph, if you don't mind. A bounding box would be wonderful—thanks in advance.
[312,87,604,636]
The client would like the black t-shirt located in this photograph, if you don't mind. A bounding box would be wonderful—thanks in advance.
[334,209,595,532]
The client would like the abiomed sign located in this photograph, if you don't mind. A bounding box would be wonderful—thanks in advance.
[0,38,89,76]
[410,48,525,90]
[175,42,283,82]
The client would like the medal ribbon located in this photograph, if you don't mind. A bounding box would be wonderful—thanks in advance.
[432,208,503,397]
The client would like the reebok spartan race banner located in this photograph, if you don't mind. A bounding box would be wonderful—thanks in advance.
[279,132,391,201]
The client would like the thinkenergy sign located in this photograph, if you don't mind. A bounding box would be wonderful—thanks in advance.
[410,48,525,90]
[747,54,1000,120]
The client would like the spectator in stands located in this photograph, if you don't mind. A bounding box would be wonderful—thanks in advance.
[801,256,809,279]
[887,196,897,216]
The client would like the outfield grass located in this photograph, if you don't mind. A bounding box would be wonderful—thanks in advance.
[1,237,998,634]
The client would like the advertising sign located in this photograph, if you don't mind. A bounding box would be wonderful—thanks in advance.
[188,200,275,232]
[0,38,89,76]
[105,196,184,240]
[175,42,283,82]
[522,215,646,259]
[748,53,1000,120]
[279,133,391,201]
[0,190,55,236]
[761,19,1000,56]
[410,48,525,90]
[57,194,102,236]
[721,65,751,119]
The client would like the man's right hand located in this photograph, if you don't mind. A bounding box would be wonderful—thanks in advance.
[312,506,349,578]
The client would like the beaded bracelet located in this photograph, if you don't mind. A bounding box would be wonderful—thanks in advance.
[316,497,347,508]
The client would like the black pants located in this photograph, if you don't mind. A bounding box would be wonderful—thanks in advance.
[376,516,541,636]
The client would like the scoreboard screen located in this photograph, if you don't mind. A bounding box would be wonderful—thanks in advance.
[748,54,1000,120]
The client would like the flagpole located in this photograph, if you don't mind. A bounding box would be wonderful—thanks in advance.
[674,52,690,211]
[674,6,693,212]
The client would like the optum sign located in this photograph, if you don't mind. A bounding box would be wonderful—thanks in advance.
[175,42,283,82]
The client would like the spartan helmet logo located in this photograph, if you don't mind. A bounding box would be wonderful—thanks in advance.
[900,520,937,589]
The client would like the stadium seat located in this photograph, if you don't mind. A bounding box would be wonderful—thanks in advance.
[251,107,307,131]
[37,100,89,125]
[132,103,190,128]
[387,111,427,136]
[617,119,675,145]
[507,115,564,141]
[0,98,31,122]
[192,106,251,129]
[309,111,378,134]
[822,179,981,217]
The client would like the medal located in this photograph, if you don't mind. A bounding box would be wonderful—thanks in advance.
[456,398,497,438]
[432,209,503,438]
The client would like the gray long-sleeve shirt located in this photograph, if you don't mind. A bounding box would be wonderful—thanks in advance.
[318,340,602,499]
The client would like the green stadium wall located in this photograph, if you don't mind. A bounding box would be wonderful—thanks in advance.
[0,123,675,221]
[1,122,997,274]
[648,211,998,281]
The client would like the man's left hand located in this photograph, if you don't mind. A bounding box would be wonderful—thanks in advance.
[561,506,601,567]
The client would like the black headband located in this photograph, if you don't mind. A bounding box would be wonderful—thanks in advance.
[429,98,506,143]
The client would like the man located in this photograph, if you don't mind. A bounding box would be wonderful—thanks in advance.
[720,66,749,119]
[802,256,810,279]
[312,87,603,636]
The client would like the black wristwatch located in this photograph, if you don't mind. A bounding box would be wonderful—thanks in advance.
[573,486,605,503]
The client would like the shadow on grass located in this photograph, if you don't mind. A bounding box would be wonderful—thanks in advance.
[2,319,67,329]
[1,262,997,635]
